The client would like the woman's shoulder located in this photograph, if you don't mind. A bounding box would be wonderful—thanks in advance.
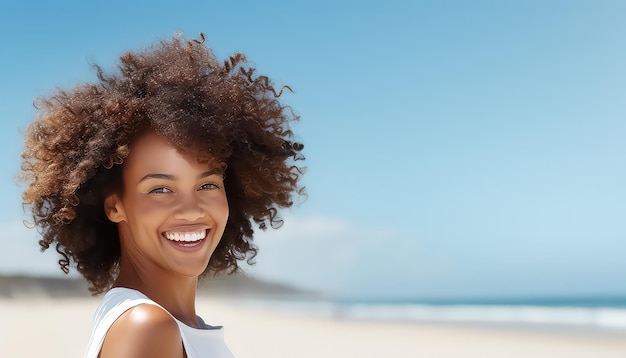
[99,303,183,358]
[86,287,184,358]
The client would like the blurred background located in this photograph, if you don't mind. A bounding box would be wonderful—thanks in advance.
[1,1,626,357]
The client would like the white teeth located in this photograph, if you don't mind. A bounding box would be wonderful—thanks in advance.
[164,230,207,242]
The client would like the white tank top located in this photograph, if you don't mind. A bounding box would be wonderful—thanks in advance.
[84,287,234,358]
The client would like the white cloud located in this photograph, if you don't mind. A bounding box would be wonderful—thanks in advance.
[243,215,442,298]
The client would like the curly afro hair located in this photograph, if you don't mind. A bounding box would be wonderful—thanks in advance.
[20,33,305,294]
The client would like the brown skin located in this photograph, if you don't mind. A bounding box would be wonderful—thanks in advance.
[100,305,183,358]
[100,132,229,356]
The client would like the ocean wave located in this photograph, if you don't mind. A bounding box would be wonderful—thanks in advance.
[339,303,626,329]
[237,299,626,330]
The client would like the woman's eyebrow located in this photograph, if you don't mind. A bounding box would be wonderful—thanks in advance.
[199,168,223,179]
[138,173,175,183]
[138,169,222,183]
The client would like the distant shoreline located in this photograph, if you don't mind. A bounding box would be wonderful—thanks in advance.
[0,273,316,299]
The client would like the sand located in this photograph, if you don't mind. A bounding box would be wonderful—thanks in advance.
[1,296,625,357]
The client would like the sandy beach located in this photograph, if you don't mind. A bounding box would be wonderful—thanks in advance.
[1,295,625,358]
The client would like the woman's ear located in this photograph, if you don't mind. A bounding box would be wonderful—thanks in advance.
[104,193,126,223]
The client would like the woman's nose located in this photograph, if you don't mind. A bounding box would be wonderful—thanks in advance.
[173,194,205,221]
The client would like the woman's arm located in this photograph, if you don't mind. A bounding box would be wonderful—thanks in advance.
[99,304,183,358]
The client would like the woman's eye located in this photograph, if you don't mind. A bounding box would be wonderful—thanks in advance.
[199,183,220,191]
[149,187,173,194]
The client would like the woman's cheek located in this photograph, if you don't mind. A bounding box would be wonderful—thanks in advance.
[136,195,172,214]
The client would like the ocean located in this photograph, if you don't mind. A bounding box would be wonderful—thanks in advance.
[237,296,626,332]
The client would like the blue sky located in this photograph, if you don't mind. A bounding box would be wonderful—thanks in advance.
[1,0,625,300]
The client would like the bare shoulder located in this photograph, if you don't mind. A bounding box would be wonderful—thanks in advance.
[99,304,183,358]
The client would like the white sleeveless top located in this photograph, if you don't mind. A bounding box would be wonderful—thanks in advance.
[84,287,234,358]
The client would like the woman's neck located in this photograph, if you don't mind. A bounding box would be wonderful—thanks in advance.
[113,257,201,328]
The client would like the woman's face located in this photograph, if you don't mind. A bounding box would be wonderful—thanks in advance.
[106,132,229,278]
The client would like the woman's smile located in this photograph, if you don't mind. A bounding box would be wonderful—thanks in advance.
[162,228,210,252]
[163,229,207,242]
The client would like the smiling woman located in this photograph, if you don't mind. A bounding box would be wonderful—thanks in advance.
[20,33,305,358]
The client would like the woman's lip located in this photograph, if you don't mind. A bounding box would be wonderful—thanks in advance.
[163,234,208,253]
[160,226,211,252]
